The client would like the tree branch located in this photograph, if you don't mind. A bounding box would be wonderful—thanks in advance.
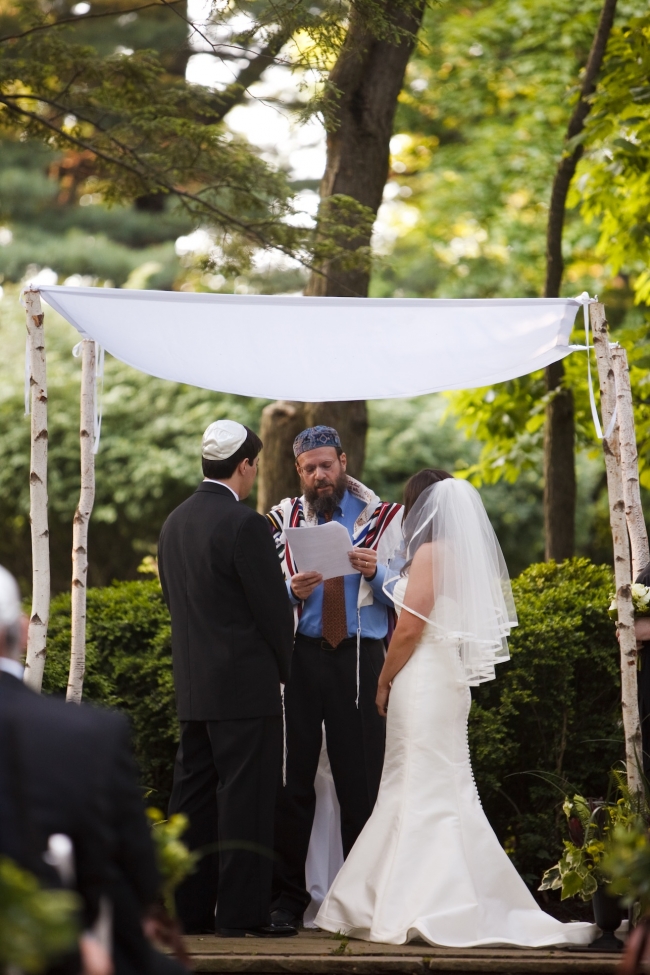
[0,1,185,44]
[0,94,359,291]
[199,27,294,124]
[155,0,294,123]
[544,0,618,298]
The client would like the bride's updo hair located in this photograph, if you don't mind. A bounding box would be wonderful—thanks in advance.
[403,469,453,518]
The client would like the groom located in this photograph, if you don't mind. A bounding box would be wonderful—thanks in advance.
[158,419,295,937]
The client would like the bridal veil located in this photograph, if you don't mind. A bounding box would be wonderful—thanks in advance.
[383,478,517,685]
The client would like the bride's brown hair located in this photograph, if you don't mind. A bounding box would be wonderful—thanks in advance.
[402,469,453,519]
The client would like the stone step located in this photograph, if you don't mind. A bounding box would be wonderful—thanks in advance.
[182,933,620,974]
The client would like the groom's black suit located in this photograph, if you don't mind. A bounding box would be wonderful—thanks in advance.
[158,482,294,932]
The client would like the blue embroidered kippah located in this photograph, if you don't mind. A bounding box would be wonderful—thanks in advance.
[293,425,342,458]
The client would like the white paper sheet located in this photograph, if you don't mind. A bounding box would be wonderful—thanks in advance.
[284,522,360,581]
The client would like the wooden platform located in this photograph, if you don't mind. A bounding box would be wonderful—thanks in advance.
[183,930,622,974]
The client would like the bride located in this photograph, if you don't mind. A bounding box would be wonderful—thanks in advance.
[316,470,595,948]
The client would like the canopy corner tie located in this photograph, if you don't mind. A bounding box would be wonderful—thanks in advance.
[573,292,603,440]
[93,343,105,455]
[24,337,30,417]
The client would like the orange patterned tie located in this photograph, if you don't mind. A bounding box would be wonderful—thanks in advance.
[322,576,348,648]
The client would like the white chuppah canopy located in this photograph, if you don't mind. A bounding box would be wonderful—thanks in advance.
[36,285,584,401]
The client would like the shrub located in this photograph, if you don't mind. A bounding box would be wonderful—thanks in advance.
[42,559,622,888]
[43,580,177,807]
[469,558,622,889]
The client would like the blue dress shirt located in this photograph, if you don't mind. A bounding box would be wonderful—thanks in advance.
[287,489,393,639]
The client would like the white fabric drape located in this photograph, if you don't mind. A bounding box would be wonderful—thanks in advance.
[36,286,582,402]
[303,732,344,928]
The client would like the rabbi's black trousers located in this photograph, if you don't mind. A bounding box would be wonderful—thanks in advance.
[272,634,386,917]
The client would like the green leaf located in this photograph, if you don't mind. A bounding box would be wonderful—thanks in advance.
[561,871,587,900]
[539,865,562,890]
[581,873,599,899]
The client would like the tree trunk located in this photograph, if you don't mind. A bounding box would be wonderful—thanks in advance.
[611,346,650,578]
[592,303,642,794]
[543,361,576,562]
[67,339,96,704]
[542,0,618,561]
[257,401,306,512]
[257,2,425,507]
[23,288,50,693]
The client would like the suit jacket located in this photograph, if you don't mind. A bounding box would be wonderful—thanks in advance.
[0,673,165,973]
[158,481,294,721]
[0,672,113,927]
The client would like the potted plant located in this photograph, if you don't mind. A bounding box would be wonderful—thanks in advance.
[540,794,628,950]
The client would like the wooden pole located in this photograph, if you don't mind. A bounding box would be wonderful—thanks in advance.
[23,288,50,693]
[591,303,642,793]
[611,346,650,579]
[67,340,96,704]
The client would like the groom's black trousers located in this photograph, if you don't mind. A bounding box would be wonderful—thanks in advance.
[168,715,282,932]
[273,635,386,917]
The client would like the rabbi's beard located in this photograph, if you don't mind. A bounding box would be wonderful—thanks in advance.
[303,469,348,518]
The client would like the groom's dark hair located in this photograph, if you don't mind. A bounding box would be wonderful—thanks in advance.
[202,426,263,480]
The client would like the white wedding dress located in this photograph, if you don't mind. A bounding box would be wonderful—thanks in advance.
[315,579,595,948]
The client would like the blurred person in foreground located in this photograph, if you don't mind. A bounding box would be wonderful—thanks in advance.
[158,420,295,937]
[0,564,188,975]
[0,564,111,975]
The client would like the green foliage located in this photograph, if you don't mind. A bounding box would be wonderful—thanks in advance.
[0,857,79,973]
[369,0,650,544]
[42,579,177,806]
[578,14,650,304]
[539,794,632,901]
[375,0,626,302]
[598,769,650,912]
[604,822,650,913]
[541,771,650,905]
[0,9,300,266]
[469,558,622,886]
[146,809,199,917]
[367,395,546,573]
[0,0,425,282]
[0,130,194,289]
[0,289,266,593]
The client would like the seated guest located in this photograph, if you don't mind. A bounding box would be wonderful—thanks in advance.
[0,564,186,975]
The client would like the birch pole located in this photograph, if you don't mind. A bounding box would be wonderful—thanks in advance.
[66,340,96,704]
[611,346,650,579]
[23,288,50,693]
[591,303,642,793]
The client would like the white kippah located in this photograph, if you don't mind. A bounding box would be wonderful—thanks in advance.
[0,565,21,629]
[202,419,247,461]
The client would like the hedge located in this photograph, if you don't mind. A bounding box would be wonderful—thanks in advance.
[42,558,622,886]
[469,558,621,887]
[42,580,177,806]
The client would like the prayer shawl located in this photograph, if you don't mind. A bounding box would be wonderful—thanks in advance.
[266,476,403,630]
